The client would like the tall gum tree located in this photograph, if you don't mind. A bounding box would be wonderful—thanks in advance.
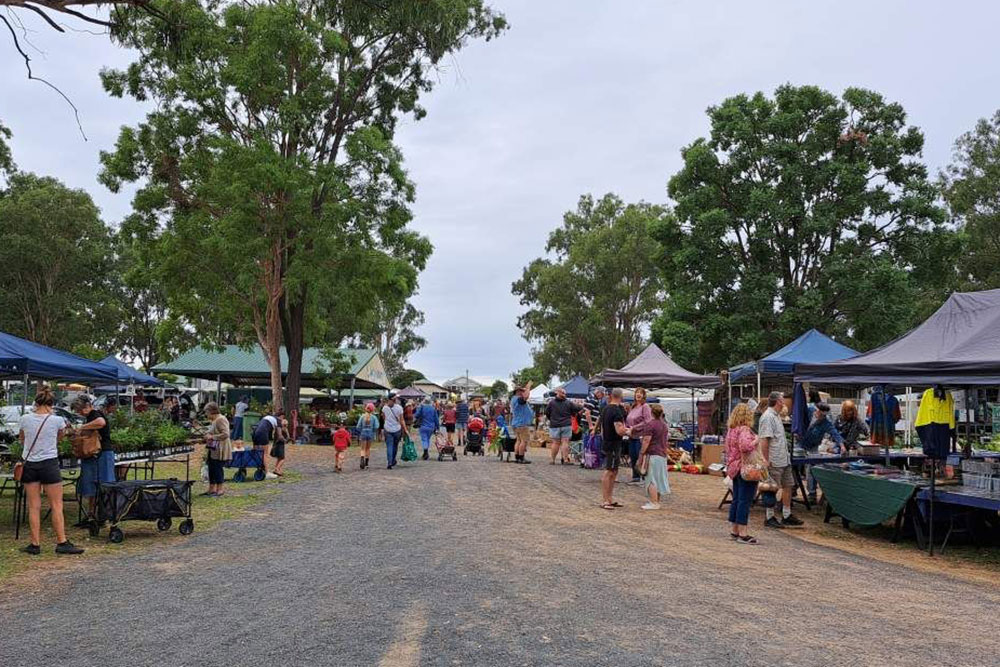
[100,0,505,410]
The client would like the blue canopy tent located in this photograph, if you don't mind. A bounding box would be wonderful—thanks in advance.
[555,375,591,399]
[0,331,119,410]
[99,356,164,387]
[728,329,858,407]
[0,332,119,383]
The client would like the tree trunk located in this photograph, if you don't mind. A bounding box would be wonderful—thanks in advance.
[280,286,306,413]
[257,240,285,413]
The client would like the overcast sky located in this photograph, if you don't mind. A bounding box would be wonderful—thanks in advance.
[3,1,1000,383]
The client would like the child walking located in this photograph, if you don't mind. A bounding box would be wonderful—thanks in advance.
[333,421,351,473]
[357,404,379,470]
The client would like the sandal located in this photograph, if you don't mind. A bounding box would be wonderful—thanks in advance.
[600,503,616,510]
[729,533,740,541]
[737,535,758,545]
[610,502,624,508]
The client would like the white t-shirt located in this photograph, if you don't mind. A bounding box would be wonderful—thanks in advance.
[19,412,67,462]
[381,403,404,433]
[234,401,249,418]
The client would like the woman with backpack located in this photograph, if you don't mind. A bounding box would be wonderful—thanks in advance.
[357,403,380,470]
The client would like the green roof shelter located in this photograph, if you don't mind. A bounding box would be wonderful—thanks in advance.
[154,346,391,400]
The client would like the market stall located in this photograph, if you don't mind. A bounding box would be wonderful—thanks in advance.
[795,289,1000,552]
[729,328,858,407]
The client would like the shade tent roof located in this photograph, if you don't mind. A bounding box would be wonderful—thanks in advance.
[0,331,118,383]
[394,386,426,399]
[99,356,165,386]
[528,383,550,405]
[555,375,591,398]
[795,289,1000,385]
[154,346,390,390]
[729,329,859,383]
[592,344,720,389]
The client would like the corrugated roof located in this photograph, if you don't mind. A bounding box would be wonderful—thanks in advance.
[154,345,386,389]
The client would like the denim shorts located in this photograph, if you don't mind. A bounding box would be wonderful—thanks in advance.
[79,449,115,497]
[549,425,573,440]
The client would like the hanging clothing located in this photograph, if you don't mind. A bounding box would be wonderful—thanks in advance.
[790,383,810,439]
[915,388,955,459]
[867,387,901,446]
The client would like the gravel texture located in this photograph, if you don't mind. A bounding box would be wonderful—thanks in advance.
[2,443,998,667]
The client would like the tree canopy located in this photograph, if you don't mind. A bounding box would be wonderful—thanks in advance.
[101,0,504,409]
[654,85,956,371]
[513,193,669,379]
[0,172,115,352]
[940,109,1000,291]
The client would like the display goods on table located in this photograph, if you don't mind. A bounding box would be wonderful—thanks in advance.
[226,447,266,482]
[96,479,194,543]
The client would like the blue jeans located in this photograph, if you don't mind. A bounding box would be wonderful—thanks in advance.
[419,427,434,451]
[231,416,244,440]
[385,430,400,466]
[728,475,759,526]
[79,450,116,497]
[628,437,643,480]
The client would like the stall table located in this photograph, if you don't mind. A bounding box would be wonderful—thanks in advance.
[792,450,926,509]
[810,464,928,546]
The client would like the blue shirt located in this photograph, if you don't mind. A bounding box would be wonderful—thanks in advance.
[456,402,470,423]
[801,417,843,451]
[510,396,534,428]
[415,404,439,430]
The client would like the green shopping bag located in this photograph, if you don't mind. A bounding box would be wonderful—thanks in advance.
[400,432,418,462]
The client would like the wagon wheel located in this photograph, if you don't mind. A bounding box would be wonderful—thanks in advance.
[232,469,247,483]
[156,517,172,532]
[108,526,124,543]
[253,468,266,482]
[179,519,195,536]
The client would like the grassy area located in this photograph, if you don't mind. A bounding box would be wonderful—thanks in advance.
[0,455,299,582]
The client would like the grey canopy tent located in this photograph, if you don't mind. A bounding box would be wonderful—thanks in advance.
[592,344,719,438]
[591,344,720,389]
[795,289,1000,386]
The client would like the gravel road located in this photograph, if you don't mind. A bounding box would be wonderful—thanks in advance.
[2,444,998,667]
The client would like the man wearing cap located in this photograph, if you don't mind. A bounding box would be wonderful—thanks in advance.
[800,401,844,504]
[757,391,802,529]
[510,381,534,464]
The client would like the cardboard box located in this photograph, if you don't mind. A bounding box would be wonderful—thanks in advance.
[700,444,724,467]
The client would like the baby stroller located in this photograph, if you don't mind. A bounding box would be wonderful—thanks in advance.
[435,430,457,461]
[494,415,516,462]
[464,417,486,456]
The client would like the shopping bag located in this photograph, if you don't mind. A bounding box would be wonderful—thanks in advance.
[200,462,209,482]
[401,433,418,462]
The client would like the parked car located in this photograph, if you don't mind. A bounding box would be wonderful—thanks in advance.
[0,404,83,437]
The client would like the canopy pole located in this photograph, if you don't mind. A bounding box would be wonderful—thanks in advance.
[21,372,28,412]
[216,374,222,404]
[756,371,761,403]
[691,388,697,440]
[905,386,912,447]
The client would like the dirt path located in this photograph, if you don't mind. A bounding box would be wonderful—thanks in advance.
[1,443,997,666]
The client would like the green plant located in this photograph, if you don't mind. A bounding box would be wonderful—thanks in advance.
[57,437,72,458]
[8,441,22,459]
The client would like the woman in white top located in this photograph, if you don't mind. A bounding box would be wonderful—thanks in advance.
[18,387,84,555]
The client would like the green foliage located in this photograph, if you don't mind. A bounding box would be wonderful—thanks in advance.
[511,367,549,388]
[940,109,1000,291]
[657,85,956,371]
[390,368,425,389]
[360,301,427,381]
[110,410,189,453]
[484,380,509,399]
[513,193,669,378]
[100,0,505,409]
[0,121,13,180]
[0,172,116,350]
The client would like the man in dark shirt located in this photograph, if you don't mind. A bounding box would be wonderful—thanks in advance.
[599,388,629,510]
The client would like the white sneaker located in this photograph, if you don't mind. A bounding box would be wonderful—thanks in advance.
[265,472,278,479]
[640,502,661,511]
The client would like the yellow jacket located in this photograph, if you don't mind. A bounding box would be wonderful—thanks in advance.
[914,388,955,429]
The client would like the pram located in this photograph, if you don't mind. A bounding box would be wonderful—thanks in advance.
[435,430,457,461]
[464,417,486,456]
